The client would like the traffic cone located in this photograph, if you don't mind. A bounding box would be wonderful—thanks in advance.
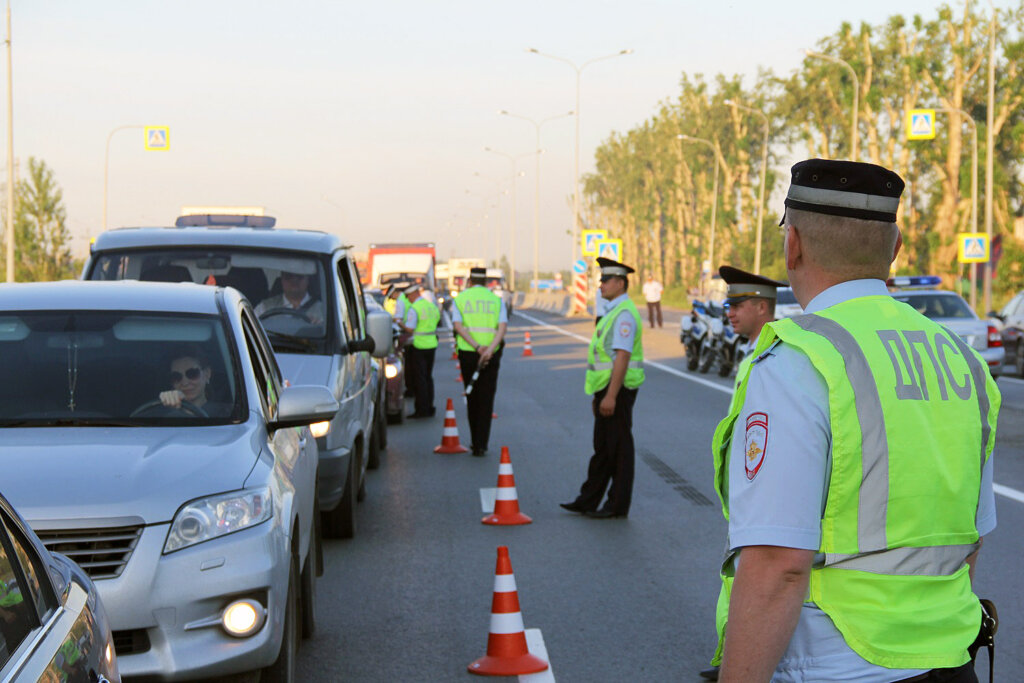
[456,372,464,383]
[434,398,469,454]
[468,546,549,676]
[482,447,531,525]
[522,331,533,357]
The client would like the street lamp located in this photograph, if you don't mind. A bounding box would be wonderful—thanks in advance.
[103,125,145,232]
[724,99,770,274]
[527,47,633,263]
[499,109,574,290]
[678,134,719,297]
[942,108,980,309]
[484,146,538,291]
[805,50,859,161]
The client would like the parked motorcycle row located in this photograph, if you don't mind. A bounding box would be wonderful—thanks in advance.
[679,299,749,378]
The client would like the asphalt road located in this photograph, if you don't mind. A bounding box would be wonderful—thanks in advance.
[298,307,1024,682]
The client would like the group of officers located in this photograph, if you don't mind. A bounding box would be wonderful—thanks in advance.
[388,158,999,682]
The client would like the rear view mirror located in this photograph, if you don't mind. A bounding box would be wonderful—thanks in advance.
[272,385,339,430]
[366,311,393,359]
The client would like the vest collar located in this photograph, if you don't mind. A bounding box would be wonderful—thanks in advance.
[804,279,889,314]
[605,292,630,309]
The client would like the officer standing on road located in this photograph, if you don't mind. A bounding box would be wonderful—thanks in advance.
[452,266,508,457]
[701,265,785,682]
[561,257,645,518]
[716,159,1000,682]
[400,284,440,418]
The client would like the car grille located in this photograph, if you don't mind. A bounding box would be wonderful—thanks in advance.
[112,629,151,655]
[37,525,143,579]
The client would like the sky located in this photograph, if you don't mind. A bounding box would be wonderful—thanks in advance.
[13,0,984,271]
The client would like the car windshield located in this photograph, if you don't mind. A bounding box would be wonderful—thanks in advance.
[0,311,244,426]
[88,249,334,354]
[777,288,797,305]
[893,293,976,320]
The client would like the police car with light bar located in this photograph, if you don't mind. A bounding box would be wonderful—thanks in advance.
[887,275,1004,377]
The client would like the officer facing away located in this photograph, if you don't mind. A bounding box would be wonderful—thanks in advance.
[399,283,440,418]
[452,266,509,456]
[716,159,1000,682]
[702,266,786,682]
[561,257,645,518]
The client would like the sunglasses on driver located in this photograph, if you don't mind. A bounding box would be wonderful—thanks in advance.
[170,367,203,384]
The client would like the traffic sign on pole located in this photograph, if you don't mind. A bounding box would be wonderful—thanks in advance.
[144,126,170,151]
[581,229,606,257]
[906,109,936,140]
[573,259,586,274]
[594,238,622,261]
[957,232,989,263]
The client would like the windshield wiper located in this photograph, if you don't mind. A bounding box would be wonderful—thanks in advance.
[264,331,319,352]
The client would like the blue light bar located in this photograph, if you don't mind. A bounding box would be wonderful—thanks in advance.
[175,214,276,228]
[887,275,941,288]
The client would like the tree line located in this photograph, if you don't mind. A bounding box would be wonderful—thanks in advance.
[582,1,1024,304]
[0,157,77,282]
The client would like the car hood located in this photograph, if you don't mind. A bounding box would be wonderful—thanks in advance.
[276,353,338,395]
[936,318,987,351]
[0,424,259,526]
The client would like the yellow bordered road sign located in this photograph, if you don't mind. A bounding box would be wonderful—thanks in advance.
[958,232,989,263]
[144,126,170,151]
[595,238,622,261]
[581,229,607,257]
[906,109,936,140]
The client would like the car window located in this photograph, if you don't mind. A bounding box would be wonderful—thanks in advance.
[893,293,975,320]
[0,311,243,426]
[0,522,39,667]
[1,515,56,623]
[1007,294,1024,319]
[88,249,335,355]
[241,310,281,420]
[337,257,365,340]
[777,288,797,305]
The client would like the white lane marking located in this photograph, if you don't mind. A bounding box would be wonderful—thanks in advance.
[520,628,556,683]
[520,309,1024,504]
[480,487,496,514]
[517,311,731,395]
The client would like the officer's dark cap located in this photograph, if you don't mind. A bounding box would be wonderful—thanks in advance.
[781,159,905,225]
[469,267,487,279]
[597,257,634,281]
[718,265,786,305]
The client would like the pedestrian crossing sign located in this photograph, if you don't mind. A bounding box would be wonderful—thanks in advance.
[582,229,607,257]
[595,238,622,261]
[906,109,936,140]
[144,126,170,151]
[957,232,989,263]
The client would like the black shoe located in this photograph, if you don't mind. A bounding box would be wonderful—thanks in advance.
[559,501,586,513]
[698,666,719,681]
[426,407,436,417]
[472,447,486,457]
[584,508,627,519]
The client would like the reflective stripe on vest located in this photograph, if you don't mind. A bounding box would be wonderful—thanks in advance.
[584,298,644,395]
[454,286,501,351]
[587,361,644,371]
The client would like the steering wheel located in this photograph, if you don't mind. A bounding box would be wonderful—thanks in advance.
[130,399,209,418]
[259,307,315,324]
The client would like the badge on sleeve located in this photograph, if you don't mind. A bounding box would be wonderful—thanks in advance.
[744,412,768,480]
[620,323,630,337]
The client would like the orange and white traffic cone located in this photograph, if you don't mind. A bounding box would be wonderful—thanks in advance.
[456,372,464,383]
[434,398,469,454]
[482,447,531,525]
[468,546,549,676]
[522,331,533,357]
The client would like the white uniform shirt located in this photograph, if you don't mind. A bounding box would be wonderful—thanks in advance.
[604,292,637,353]
[642,279,663,303]
[727,279,996,682]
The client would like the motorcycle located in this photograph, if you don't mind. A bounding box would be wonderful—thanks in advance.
[681,300,747,377]
[680,299,714,372]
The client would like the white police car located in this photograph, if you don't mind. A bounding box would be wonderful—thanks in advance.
[888,275,1004,377]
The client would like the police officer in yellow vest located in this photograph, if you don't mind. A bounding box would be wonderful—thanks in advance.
[399,283,440,418]
[452,267,509,456]
[560,257,645,518]
[716,159,1000,682]
[702,266,785,682]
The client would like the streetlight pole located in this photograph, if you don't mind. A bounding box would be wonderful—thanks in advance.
[724,99,769,274]
[678,134,719,297]
[484,146,537,291]
[983,7,996,314]
[499,109,574,290]
[806,50,859,161]
[527,48,632,264]
[103,125,144,232]
[941,108,979,309]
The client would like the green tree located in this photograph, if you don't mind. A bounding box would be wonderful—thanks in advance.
[1,157,74,282]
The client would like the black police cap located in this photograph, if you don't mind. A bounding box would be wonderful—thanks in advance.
[596,257,634,279]
[781,159,905,224]
[718,265,786,304]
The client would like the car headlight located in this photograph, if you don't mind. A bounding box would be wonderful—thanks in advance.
[309,421,330,438]
[164,488,273,553]
[385,363,399,379]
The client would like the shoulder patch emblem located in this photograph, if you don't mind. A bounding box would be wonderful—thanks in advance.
[744,412,768,481]
[620,323,630,337]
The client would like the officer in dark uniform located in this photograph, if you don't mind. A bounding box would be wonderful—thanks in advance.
[561,257,646,518]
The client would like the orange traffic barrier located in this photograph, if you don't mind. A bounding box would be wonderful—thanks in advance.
[522,331,533,357]
[468,546,549,676]
[434,398,469,454]
[482,447,531,526]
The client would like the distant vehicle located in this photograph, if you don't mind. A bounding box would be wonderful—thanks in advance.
[364,290,406,424]
[368,243,437,292]
[447,257,486,295]
[888,276,1004,377]
[0,489,120,682]
[0,281,338,680]
[83,215,393,540]
[484,267,514,316]
[990,289,1024,377]
[775,286,803,319]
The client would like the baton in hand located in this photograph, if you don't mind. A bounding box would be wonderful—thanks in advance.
[463,360,487,402]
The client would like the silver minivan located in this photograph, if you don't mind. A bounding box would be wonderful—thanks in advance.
[0,281,337,679]
[84,216,392,538]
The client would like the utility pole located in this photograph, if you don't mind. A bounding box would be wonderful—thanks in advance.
[983,8,996,314]
[5,3,13,282]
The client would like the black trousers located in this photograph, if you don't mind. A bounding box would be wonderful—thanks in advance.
[457,345,503,450]
[407,346,435,415]
[572,385,638,515]
[895,662,977,682]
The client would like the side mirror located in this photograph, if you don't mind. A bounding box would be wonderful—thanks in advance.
[366,310,393,359]
[271,385,339,430]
